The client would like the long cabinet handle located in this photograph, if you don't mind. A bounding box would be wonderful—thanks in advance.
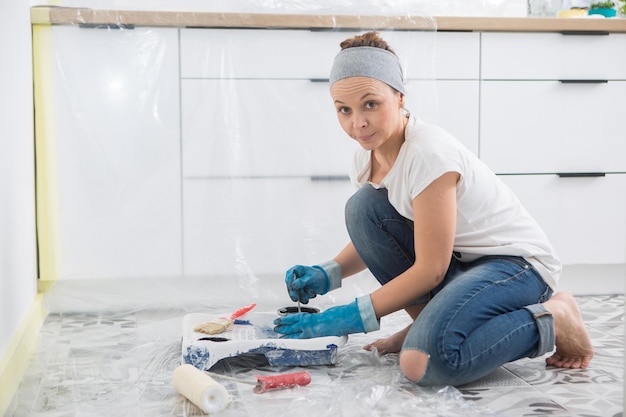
[560,31,609,36]
[557,172,606,178]
[309,78,330,83]
[79,23,135,29]
[310,175,350,181]
[558,79,608,84]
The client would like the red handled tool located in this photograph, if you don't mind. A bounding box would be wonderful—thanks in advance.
[254,371,312,393]
[206,370,312,394]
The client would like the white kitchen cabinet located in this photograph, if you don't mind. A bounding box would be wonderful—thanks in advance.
[39,26,182,279]
[426,31,480,80]
[181,78,354,178]
[405,32,480,154]
[481,32,626,80]
[179,28,479,276]
[500,174,626,266]
[480,80,626,174]
[36,20,624,285]
[181,28,342,80]
[180,28,473,81]
[183,177,353,276]
[480,31,626,277]
[405,80,479,155]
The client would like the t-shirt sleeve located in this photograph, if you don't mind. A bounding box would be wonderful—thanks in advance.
[405,142,465,200]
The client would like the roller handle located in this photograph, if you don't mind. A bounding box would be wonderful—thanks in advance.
[254,371,312,393]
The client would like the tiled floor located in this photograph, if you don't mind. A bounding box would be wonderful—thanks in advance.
[7,294,623,417]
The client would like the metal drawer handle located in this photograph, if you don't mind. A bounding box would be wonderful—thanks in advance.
[309,78,329,83]
[558,79,608,84]
[557,172,606,178]
[560,31,609,36]
[310,175,350,181]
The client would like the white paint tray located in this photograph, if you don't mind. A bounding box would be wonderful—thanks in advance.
[181,311,347,371]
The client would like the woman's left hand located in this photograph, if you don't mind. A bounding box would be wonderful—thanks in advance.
[273,296,379,339]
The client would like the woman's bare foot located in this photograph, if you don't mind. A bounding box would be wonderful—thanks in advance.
[543,292,594,369]
[366,305,425,355]
[364,324,411,355]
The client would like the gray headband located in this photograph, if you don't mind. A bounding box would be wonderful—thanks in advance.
[329,46,406,95]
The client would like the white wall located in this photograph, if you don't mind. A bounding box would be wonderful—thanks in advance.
[0,0,38,358]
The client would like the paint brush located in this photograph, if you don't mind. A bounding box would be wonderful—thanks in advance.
[194,303,256,335]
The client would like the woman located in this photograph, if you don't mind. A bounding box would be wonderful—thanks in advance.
[273,32,593,386]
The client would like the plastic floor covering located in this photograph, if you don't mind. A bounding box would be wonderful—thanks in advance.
[7,294,624,417]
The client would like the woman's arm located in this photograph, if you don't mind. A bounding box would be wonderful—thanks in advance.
[333,242,368,278]
[370,171,460,318]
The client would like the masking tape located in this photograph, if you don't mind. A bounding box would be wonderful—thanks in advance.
[0,295,48,416]
[172,364,230,413]
[32,24,60,283]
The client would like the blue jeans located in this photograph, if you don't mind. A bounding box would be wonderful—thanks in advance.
[345,185,554,386]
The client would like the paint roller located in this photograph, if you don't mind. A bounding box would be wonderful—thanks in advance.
[172,364,230,413]
[172,364,312,412]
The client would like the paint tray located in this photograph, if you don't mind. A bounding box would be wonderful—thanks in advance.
[181,311,347,371]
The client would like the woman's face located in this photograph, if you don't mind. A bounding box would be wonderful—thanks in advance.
[330,76,405,152]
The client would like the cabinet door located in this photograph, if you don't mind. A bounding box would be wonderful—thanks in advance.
[482,32,626,80]
[405,80,479,155]
[180,28,430,80]
[425,31,479,80]
[183,178,353,276]
[181,79,356,178]
[480,80,626,174]
[500,174,626,265]
[181,28,343,79]
[44,26,182,279]
[180,28,477,81]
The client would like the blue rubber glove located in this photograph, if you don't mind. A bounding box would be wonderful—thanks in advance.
[285,261,341,304]
[273,295,380,339]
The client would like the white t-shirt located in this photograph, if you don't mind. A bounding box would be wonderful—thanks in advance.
[350,116,561,290]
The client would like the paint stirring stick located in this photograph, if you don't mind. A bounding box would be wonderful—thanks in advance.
[294,272,301,313]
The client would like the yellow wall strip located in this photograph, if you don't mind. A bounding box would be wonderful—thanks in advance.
[33,24,60,283]
[0,294,48,416]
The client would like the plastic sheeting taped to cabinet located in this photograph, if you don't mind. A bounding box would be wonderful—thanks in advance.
[32,8,443,303]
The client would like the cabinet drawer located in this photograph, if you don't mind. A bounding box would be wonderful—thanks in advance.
[481,33,626,80]
[181,29,341,79]
[500,174,626,266]
[480,80,626,174]
[180,29,478,80]
[425,32,479,80]
[405,80,479,155]
[181,79,355,178]
[183,178,353,276]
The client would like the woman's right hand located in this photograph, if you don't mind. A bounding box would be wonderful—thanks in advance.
[285,265,331,304]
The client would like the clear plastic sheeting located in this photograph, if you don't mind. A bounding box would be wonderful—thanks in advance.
[33,9,441,292]
[33,0,529,17]
[23,4,506,417]
[7,307,505,417]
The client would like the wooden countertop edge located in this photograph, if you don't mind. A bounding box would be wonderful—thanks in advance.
[30,7,626,32]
